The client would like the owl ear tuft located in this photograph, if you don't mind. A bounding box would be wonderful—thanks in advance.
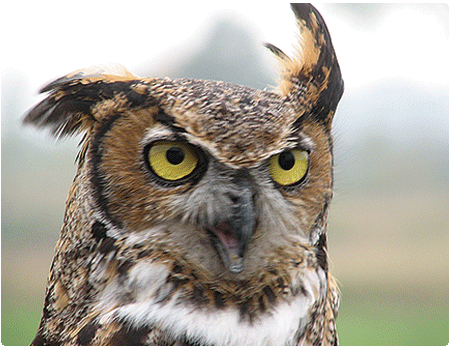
[264,43,289,61]
[269,3,344,127]
[23,65,147,138]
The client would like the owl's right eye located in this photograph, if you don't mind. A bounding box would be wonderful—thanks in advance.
[146,141,202,182]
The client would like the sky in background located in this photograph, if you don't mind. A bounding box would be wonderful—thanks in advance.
[1,2,448,97]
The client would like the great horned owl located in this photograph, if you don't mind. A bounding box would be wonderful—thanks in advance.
[24,3,343,346]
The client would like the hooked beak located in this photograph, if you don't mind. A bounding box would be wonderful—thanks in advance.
[205,180,256,274]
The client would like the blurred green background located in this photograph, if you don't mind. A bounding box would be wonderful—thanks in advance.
[2,3,448,346]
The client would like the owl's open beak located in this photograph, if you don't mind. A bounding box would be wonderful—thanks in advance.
[206,181,256,274]
[207,222,245,273]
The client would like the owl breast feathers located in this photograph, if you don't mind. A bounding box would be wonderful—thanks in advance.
[25,3,343,346]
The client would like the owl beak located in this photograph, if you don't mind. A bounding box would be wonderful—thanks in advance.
[206,183,256,274]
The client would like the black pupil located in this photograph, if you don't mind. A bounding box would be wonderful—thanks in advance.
[278,151,295,171]
[166,147,185,165]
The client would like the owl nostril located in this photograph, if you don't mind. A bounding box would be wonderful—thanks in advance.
[228,194,239,204]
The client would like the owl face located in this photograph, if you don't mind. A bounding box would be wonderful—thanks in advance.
[87,79,333,279]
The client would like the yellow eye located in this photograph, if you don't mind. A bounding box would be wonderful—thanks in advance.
[269,149,309,186]
[148,141,199,181]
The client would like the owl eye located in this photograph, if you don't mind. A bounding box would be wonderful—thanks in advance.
[147,141,200,181]
[269,149,309,186]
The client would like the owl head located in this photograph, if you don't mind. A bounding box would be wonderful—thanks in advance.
[25,4,344,346]
[24,4,343,280]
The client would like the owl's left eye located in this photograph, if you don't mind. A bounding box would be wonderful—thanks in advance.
[147,141,200,181]
[269,149,309,186]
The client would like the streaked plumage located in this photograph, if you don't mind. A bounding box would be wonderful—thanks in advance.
[25,3,343,346]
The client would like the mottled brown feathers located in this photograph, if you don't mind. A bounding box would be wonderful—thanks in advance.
[23,66,152,138]
[268,4,343,128]
[25,3,343,346]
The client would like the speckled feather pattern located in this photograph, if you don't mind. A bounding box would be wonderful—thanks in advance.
[25,3,343,346]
